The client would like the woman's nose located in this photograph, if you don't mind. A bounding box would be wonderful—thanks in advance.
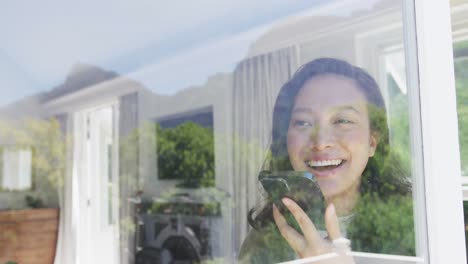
[309,125,334,150]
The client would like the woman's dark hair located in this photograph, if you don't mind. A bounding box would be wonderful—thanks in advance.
[248,57,412,230]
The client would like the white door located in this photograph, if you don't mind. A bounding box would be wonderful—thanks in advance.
[77,104,120,264]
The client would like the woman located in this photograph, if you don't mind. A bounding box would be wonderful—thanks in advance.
[239,58,413,263]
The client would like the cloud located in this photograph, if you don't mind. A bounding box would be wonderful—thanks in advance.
[0,0,385,100]
[0,0,323,86]
[128,25,269,95]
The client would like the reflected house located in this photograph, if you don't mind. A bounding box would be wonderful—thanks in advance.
[0,63,235,263]
[0,64,153,264]
[0,1,414,262]
[44,64,232,263]
[1,0,468,263]
[0,1,425,263]
[136,72,233,263]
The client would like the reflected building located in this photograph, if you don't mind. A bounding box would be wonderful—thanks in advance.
[1,0,468,263]
[0,62,235,263]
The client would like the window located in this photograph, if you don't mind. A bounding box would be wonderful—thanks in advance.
[451,1,468,261]
[455,41,468,177]
[0,0,465,263]
[155,107,215,188]
[0,146,33,191]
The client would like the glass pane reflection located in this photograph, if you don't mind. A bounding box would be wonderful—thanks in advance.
[0,1,428,263]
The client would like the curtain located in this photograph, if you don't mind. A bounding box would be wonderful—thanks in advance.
[118,92,140,264]
[231,46,299,253]
[73,111,93,263]
[54,113,78,264]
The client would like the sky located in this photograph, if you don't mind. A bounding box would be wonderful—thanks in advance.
[0,0,381,106]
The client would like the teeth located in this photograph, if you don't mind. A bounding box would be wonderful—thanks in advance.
[307,159,343,167]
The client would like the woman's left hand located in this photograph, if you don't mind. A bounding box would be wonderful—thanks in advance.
[272,197,355,264]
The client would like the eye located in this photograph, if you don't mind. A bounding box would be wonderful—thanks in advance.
[292,120,313,127]
[334,118,354,125]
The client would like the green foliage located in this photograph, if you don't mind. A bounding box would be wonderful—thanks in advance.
[454,46,468,175]
[348,194,415,255]
[452,52,468,263]
[0,119,66,189]
[147,200,220,216]
[156,122,214,188]
[352,74,414,255]
[119,125,142,189]
[25,195,44,208]
[239,222,295,263]
[0,118,66,209]
[361,102,412,197]
[387,75,411,175]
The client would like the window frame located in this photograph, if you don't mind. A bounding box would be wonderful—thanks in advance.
[413,0,467,262]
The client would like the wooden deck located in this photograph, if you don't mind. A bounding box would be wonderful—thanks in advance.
[0,208,59,264]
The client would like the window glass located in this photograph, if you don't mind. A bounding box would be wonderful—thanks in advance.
[454,40,468,176]
[0,1,427,263]
[464,201,468,262]
[1,147,33,191]
[452,1,468,261]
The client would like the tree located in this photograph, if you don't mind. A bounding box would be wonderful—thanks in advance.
[156,122,215,188]
[346,73,415,255]
[0,118,66,209]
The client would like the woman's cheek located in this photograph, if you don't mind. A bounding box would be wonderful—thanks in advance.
[339,128,370,146]
[287,132,306,169]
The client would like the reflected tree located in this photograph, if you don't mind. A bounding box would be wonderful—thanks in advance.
[156,122,215,188]
[348,93,415,255]
[0,118,66,209]
[454,41,468,175]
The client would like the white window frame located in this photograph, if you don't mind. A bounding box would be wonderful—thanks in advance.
[413,0,467,263]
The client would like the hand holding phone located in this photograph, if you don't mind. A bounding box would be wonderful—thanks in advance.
[259,170,325,230]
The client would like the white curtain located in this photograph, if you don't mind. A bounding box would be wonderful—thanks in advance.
[73,111,90,264]
[231,46,299,253]
[118,92,140,264]
[54,112,82,264]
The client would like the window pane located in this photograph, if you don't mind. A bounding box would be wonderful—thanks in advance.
[454,41,468,176]
[464,201,468,263]
[1,147,32,191]
[0,1,427,263]
[452,1,468,261]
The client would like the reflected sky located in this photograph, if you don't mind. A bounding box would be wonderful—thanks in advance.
[0,0,383,106]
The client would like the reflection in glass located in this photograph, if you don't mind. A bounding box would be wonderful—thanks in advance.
[239,58,414,263]
[156,107,215,188]
[455,39,468,263]
[1,147,32,191]
[454,41,468,176]
[0,0,427,263]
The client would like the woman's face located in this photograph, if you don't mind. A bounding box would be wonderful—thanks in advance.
[287,74,377,201]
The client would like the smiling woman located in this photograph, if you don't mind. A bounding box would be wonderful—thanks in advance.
[239,58,413,263]
[287,74,377,212]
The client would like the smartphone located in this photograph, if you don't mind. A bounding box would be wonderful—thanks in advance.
[259,170,325,230]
